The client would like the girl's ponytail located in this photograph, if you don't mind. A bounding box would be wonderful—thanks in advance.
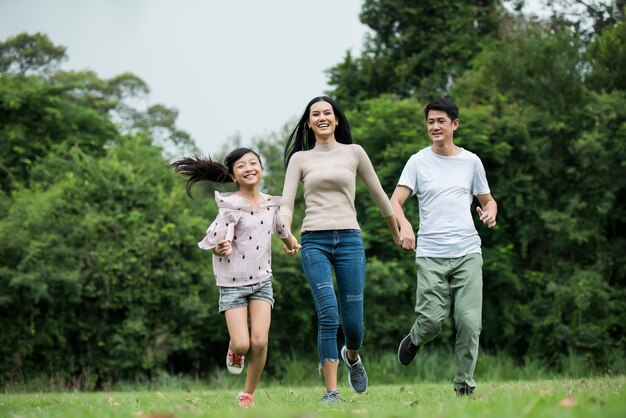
[171,156,232,198]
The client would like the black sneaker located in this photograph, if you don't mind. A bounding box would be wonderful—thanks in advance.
[397,334,419,366]
[454,385,475,397]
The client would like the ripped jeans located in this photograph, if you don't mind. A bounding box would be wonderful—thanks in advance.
[300,230,366,364]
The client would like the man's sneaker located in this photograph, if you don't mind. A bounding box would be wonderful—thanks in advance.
[321,390,341,403]
[340,346,368,394]
[226,346,245,375]
[237,391,255,407]
[455,385,474,397]
[397,334,419,366]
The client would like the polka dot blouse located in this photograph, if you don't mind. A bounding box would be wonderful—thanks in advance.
[198,191,291,287]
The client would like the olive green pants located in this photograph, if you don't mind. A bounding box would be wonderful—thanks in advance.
[410,253,483,390]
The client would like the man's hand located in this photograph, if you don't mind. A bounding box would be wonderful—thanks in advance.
[476,207,497,228]
[399,225,416,252]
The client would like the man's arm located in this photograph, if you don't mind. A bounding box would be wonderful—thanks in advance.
[476,193,497,228]
[390,185,416,251]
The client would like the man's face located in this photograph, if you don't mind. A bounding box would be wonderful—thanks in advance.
[426,110,458,144]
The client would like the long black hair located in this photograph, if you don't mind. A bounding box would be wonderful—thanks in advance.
[171,147,263,198]
[283,96,352,168]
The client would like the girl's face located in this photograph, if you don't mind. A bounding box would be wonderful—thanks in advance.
[231,152,263,187]
[308,100,337,139]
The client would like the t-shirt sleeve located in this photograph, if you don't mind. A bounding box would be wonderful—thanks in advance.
[197,210,240,250]
[397,155,418,196]
[354,145,394,218]
[472,156,490,196]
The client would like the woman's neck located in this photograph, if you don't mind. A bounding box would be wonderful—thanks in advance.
[315,134,336,145]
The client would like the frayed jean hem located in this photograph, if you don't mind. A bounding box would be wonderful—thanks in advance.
[318,359,339,374]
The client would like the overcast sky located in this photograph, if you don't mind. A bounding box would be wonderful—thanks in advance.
[0,0,369,155]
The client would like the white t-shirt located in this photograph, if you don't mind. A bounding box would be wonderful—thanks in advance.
[398,147,490,257]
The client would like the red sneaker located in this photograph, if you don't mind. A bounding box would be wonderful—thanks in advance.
[226,346,245,375]
[237,391,255,407]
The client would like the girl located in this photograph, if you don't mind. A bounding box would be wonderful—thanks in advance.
[172,148,300,407]
[281,96,401,402]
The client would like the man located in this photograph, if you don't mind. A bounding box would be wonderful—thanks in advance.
[390,97,497,396]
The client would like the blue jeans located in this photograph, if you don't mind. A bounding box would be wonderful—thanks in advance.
[300,230,366,364]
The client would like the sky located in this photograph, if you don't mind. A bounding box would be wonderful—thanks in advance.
[0,0,369,155]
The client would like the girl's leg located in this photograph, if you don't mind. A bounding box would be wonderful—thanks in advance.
[243,299,271,394]
[225,307,250,355]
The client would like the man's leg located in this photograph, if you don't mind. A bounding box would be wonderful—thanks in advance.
[450,253,483,394]
[410,257,452,346]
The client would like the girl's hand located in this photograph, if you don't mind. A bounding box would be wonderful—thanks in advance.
[213,240,232,256]
[283,236,301,255]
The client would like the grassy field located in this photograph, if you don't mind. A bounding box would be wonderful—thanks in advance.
[1,376,624,418]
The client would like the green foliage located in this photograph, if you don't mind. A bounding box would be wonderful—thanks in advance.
[327,0,502,107]
[0,74,118,193]
[0,32,66,76]
[586,16,626,91]
[0,135,222,386]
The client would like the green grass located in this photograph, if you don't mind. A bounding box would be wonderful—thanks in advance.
[1,376,624,418]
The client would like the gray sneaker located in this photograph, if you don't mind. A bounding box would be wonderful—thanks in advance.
[321,390,341,403]
[340,346,368,394]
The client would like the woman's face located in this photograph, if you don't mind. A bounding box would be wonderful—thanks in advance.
[231,152,263,187]
[308,100,337,138]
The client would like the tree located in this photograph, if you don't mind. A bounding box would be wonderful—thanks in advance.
[0,32,66,77]
[327,0,502,108]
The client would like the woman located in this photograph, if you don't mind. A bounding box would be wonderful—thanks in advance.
[281,96,400,402]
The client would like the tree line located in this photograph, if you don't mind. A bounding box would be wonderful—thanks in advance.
[1,1,624,388]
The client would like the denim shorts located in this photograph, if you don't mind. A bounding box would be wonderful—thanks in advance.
[218,279,274,313]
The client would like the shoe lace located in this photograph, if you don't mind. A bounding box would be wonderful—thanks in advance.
[229,350,244,366]
[350,361,365,379]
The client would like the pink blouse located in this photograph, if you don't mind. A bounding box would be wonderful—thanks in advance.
[198,192,290,287]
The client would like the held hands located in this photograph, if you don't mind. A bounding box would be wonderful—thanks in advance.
[398,227,416,252]
[212,240,232,256]
[476,207,497,228]
[283,235,302,256]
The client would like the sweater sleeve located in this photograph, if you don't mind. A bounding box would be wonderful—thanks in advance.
[279,155,301,221]
[354,145,394,218]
